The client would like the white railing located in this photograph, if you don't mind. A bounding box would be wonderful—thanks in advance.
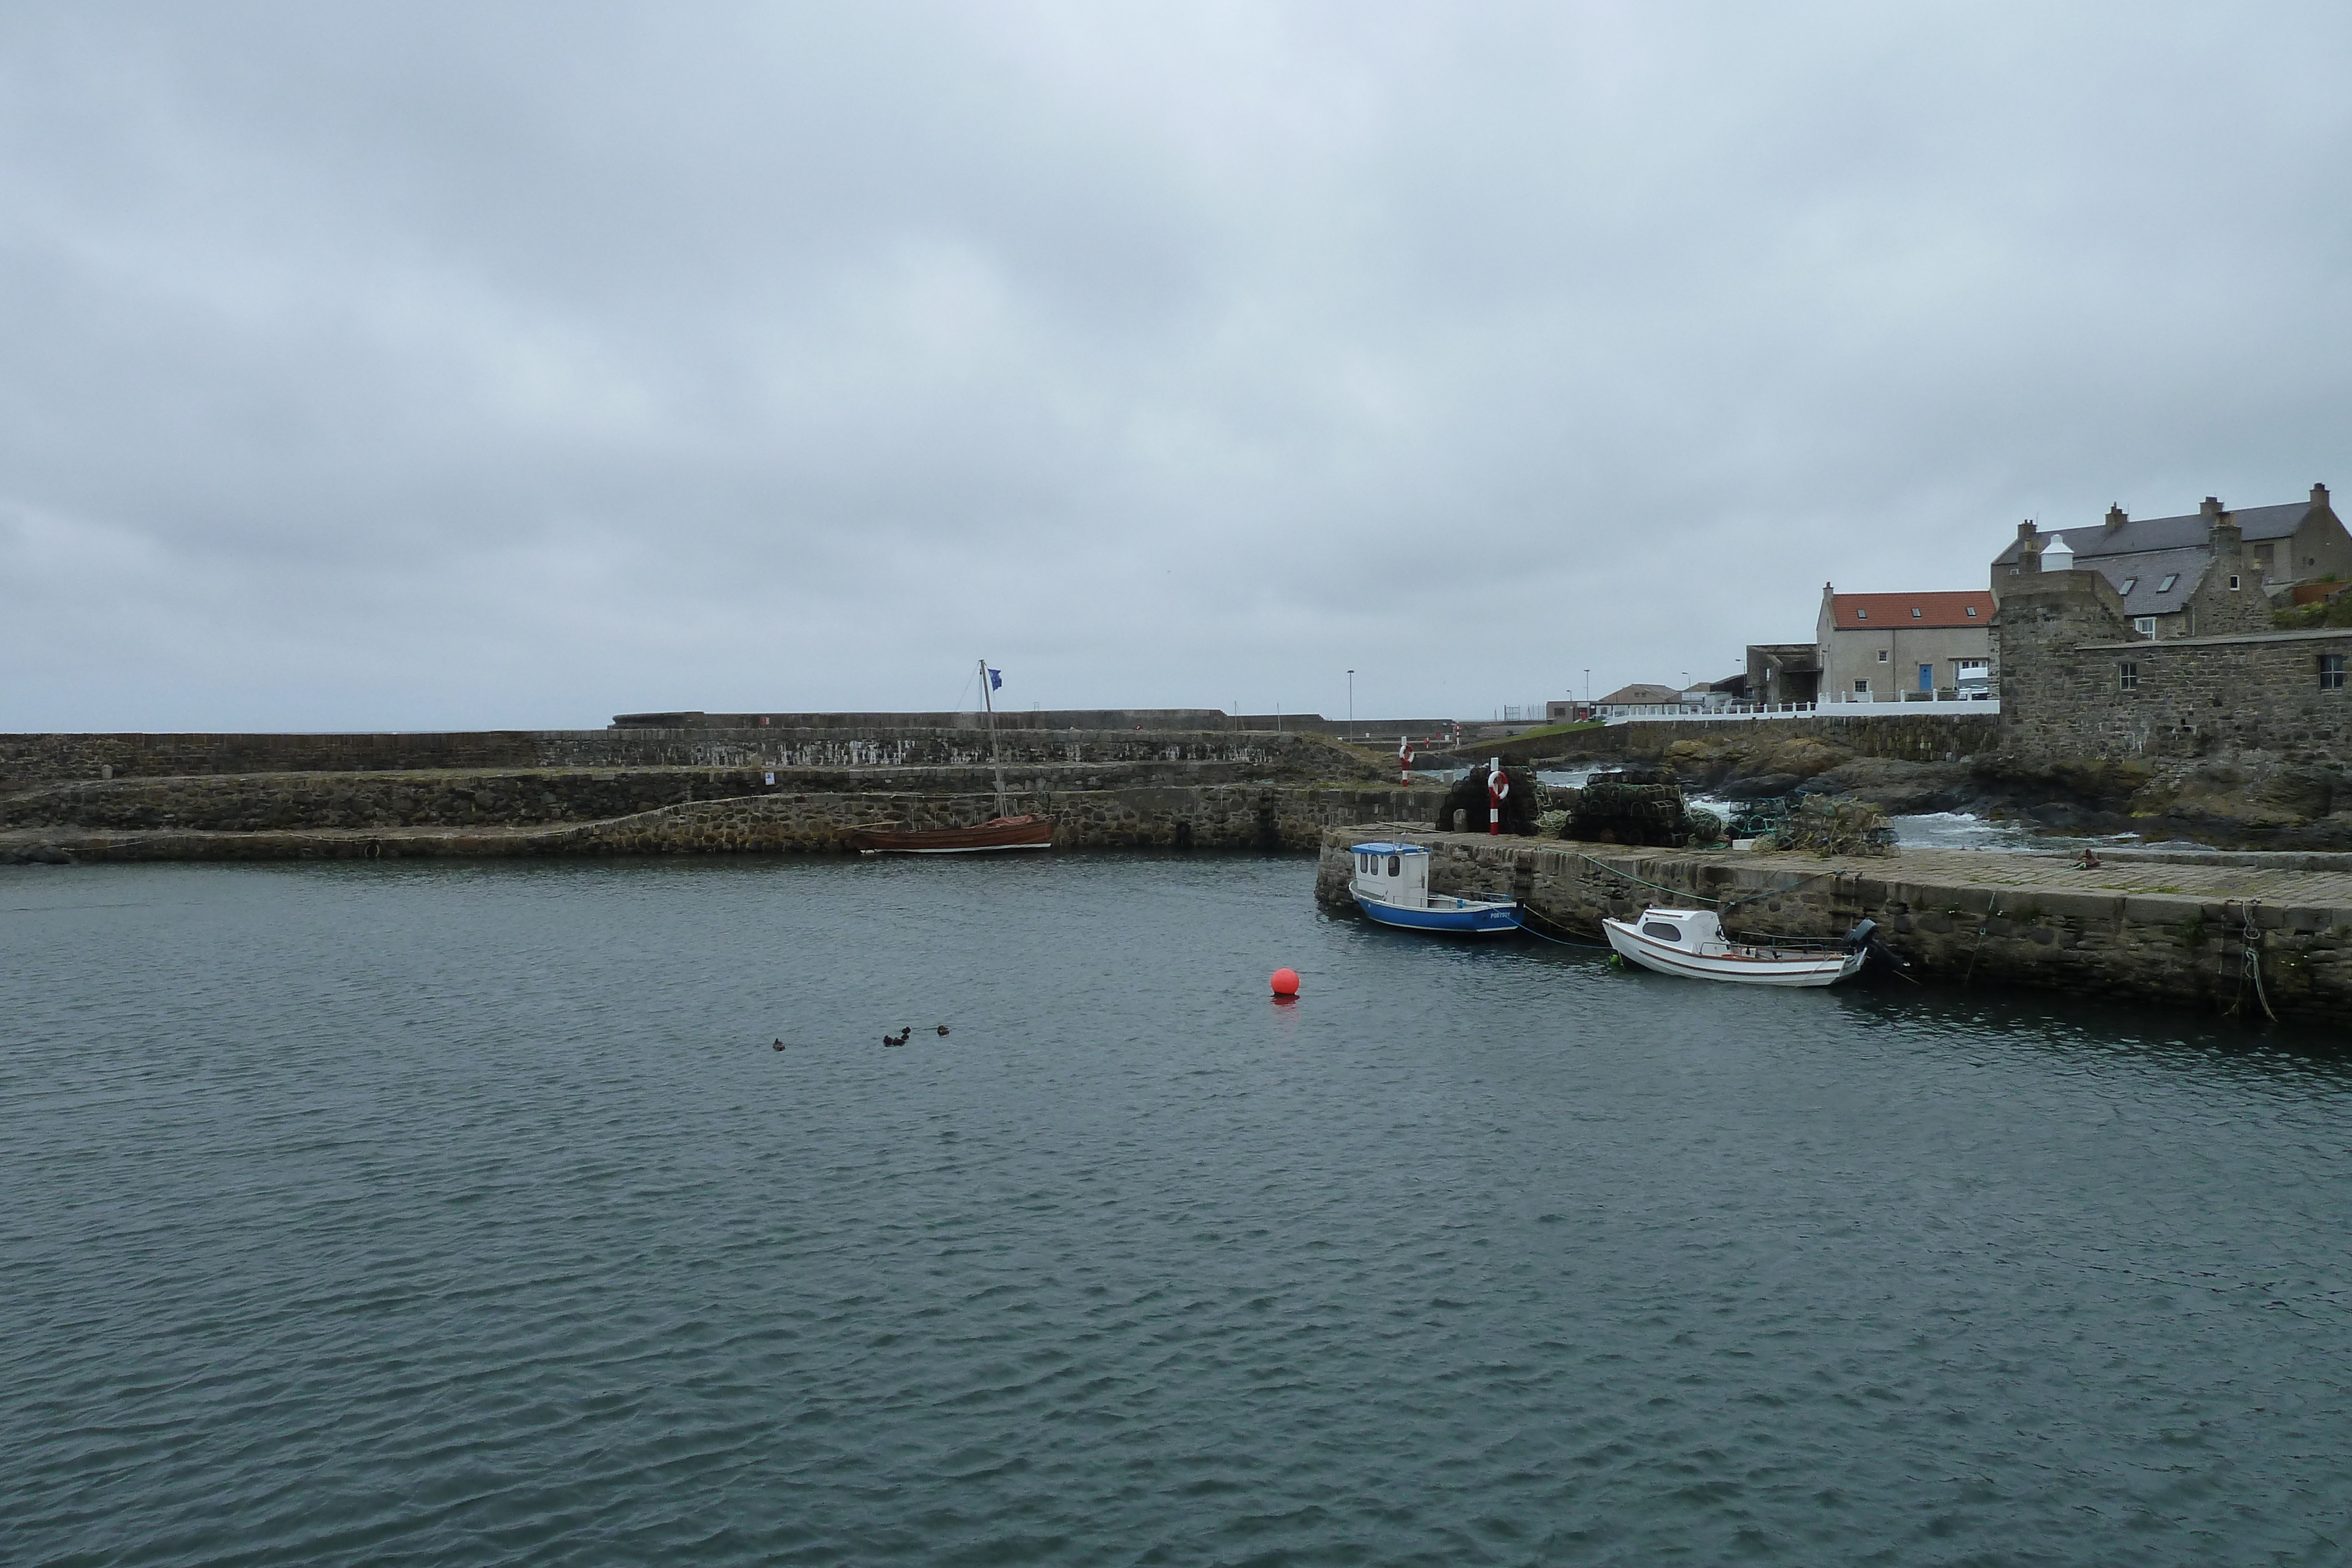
[1605,697,1997,725]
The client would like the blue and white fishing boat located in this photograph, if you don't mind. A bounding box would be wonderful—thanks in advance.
[1347,842,1521,935]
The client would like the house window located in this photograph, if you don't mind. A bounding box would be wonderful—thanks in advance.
[2230,575,2241,590]
[2323,654,2346,691]
[1876,649,1889,662]
[2134,617,2157,636]
[2157,573,2178,591]
[2119,578,2138,594]
[2309,557,2318,567]
[1965,606,1978,616]
[1853,679,1871,694]
[1910,607,1923,618]
[2119,662,2138,690]
[1855,608,1868,620]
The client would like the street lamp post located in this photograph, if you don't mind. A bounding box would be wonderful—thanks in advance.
[1347,670,1354,723]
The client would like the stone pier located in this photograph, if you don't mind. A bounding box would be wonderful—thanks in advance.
[1318,825,2352,1026]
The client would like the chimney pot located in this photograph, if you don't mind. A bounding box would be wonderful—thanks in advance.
[2314,482,2330,507]
[2017,520,2037,541]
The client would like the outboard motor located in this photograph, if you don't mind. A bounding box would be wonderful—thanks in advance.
[1842,917,1907,972]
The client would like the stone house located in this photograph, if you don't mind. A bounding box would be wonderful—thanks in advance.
[1997,563,2352,763]
[1815,586,1997,703]
[1990,486,2351,639]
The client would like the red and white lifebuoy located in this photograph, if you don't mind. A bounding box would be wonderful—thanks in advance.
[1486,757,1508,833]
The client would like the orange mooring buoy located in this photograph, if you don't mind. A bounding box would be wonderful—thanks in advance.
[1270,967,1300,998]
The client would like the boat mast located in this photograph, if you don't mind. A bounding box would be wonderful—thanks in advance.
[981,657,1006,817]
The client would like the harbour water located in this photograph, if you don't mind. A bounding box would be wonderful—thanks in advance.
[6,855,2350,1564]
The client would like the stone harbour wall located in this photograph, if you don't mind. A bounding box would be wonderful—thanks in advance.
[0,760,1287,833]
[1317,825,2352,1026]
[0,727,1378,794]
[5,784,1448,864]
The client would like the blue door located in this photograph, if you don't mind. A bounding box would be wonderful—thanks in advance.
[1918,664,1934,692]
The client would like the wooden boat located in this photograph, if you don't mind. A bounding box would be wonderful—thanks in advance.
[1601,905,1865,987]
[1348,841,1521,935]
[849,658,1055,855]
[850,814,1054,855]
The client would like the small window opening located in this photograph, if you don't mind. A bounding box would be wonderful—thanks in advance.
[2230,575,2241,590]
[1387,854,1401,877]
[2157,573,2178,591]
[2323,654,2346,691]
[2119,662,2139,691]
[1876,650,1889,662]
[1853,678,1870,694]
[2134,617,2157,636]
[1855,607,1868,620]
[1965,606,1977,616]
[2119,577,2138,594]
[1910,607,1923,618]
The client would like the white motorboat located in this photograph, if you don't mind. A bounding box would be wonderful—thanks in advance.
[1601,905,1866,987]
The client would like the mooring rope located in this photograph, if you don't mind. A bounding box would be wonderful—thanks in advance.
[2230,898,2278,1022]
[1965,894,2000,988]
[1513,905,1615,950]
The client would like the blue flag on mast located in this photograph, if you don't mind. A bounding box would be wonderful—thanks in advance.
[987,668,1003,691]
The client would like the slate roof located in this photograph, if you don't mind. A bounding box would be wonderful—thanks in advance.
[1827,591,1996,630]
[2071,547,2210,616]
[1992,500,2316,566]
[1595,683,1686,705]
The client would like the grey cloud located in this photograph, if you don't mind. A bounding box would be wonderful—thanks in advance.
[5,1,2350,730]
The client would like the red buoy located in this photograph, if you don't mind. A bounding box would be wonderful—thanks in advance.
[1270,967,1300,997]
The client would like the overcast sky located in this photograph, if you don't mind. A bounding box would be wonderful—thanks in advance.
[5,2,2350,731]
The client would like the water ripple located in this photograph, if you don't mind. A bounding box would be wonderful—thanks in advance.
[5,854,2351,1564]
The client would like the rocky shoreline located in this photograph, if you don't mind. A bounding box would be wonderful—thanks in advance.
[1539,730,2352,851]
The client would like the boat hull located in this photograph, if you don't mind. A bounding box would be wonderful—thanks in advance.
[849,815,1055,854]
[1353,891,1521,935]
[1602,919,1863,986]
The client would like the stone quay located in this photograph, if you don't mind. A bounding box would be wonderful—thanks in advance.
[1318,824,2352,1026]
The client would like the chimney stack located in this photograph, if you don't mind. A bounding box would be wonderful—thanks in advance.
[2104,504,2126,529]
[2200,496,2224,522]
[2017,525,2043,573]
[2314,482,2330,509]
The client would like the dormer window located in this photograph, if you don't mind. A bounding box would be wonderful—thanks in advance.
[2118,578,2137,595]
[2157,574,2178,592]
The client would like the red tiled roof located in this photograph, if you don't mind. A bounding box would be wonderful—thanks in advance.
[1830,591,1995,630]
